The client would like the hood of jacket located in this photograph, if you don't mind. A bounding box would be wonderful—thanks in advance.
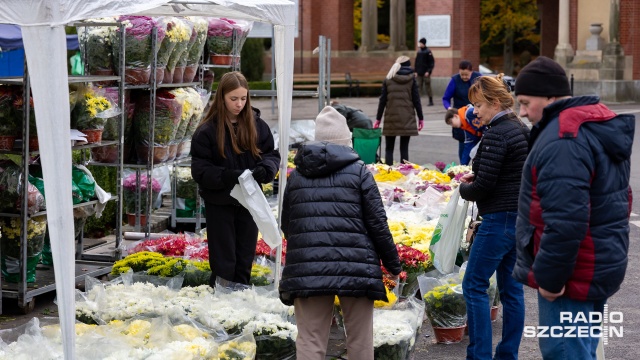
[392,66,414,84]
[294,141,360,178]
[533,96,634,163]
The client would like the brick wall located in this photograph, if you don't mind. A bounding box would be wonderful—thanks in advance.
[538,0,559,58]
[621,0,640,79]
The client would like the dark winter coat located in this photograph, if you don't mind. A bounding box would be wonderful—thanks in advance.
[375,66,424,137]
[279,141,402,306]
[415,46,435,75]
[190,107,280,205]
[459,111,530,216]
[513,96,634,301]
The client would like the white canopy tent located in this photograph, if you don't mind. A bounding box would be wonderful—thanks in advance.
[0,1,295,358]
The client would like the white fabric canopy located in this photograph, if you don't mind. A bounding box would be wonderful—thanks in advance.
[0,1,294,358]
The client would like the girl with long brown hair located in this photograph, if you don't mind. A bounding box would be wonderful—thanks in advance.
[191,71,280,287]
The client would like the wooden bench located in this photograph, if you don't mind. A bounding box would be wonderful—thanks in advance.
[345,72,388,97]
[292,73,356,96]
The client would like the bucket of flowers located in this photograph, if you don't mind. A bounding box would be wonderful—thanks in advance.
[134,89,183,164]
[423,277,467,344]
[0,215,47,283]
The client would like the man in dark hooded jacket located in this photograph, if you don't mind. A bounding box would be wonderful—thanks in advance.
[514,56,634,360]
[279,106,401,360]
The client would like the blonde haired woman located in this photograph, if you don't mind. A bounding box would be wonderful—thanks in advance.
[458,74,529,359]
[373,56,424,165]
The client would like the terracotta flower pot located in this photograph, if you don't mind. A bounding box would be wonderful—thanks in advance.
[490,305,499,322]
[167,144,178,161]
[176,140,191,159]
[90,68,116,86]
[209,54,235,66]
[0,135,16,151]
[183,65,198,83]
[127,213,147,227]
[154,67,165,85]
[125,67,151,85]
[136,144,170,164]
[172,66,185,84]
[91,144,119,163]
[163,68,174,84]
[433,325,466,344]
[82,129,103,144]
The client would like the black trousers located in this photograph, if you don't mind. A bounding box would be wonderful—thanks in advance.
[204,203,259,286]
[384,135,410,165]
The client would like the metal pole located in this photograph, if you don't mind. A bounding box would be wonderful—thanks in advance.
[18,57,31,308]
[326,38,331,105]
[115,21,126,259]
[318,35,326,113]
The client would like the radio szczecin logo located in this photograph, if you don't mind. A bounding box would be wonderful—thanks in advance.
[523,305,623,345]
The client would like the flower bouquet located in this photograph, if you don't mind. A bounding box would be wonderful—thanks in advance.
[112,16,163,85]
[0,215,47,283]
[373,310,415,360]
[133,89,182,163]
[183,16,208,82]
[169,87,195,158]
[164,17,193,84]
[76,18,117,77]
[206,18,235,56]
[396,244,432,297]
[122,173,161,214]
[246,313,297,359]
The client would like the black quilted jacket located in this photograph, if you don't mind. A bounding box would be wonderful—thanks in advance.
[279,141,402,306]
[459,112,530,215]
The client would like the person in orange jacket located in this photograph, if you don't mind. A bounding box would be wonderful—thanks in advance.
[444,105,484,165]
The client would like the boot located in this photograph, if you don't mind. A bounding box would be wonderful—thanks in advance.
[428,97,434,106]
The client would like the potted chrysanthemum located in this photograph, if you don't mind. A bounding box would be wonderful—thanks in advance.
[122,173,161,226]
[423,282,467,344]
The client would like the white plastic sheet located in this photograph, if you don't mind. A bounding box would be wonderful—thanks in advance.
[230,170,282,248]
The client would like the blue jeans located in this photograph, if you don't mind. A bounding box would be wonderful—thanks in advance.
[462,211,525,360]
[458,141,465,164]
[538,294,605,360]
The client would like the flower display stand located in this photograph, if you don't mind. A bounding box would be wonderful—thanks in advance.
[0,135,16,151]
[433,325,466,344]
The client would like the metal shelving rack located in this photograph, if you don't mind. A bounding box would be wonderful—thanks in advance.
[0,30,121,311]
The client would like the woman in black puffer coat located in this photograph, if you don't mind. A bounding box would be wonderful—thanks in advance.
[458,74,529,360]
[280,106,401,360]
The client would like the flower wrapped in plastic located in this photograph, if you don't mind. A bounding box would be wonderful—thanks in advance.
[0,215,47,283]
[134,89,182,147]
[0,161,44,214]
[76,17,117,76]
[206,17,235,55]
[373,296,425,360]
[178,88,210,159]
[122,173,161,214]
[169,88,195,145]
[112,16,163,85]
[183,16,208,82]
[164,17,193,84]
[154,17,179,82]
[395,244,432,297]
[245,313,297,359]
[72,85,119,131]
[422,275,467,329]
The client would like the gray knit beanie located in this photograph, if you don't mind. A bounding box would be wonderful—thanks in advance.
[315,106,352,146]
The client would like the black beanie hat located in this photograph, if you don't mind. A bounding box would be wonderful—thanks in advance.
[514,56,572,97]
[419,38,426,45]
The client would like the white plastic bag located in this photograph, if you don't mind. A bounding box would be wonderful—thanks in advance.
[430,187,469,274]
[230,170,282,248]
